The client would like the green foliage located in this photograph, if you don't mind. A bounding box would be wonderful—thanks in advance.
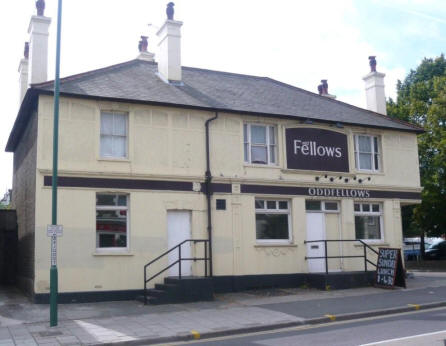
[387,55,446,237]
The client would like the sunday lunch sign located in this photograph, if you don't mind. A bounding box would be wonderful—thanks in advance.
[286,128,349,172]
[375,248,406,289]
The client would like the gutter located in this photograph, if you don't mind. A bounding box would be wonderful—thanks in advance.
[204,112,218,277]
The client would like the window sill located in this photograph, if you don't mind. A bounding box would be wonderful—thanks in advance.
[97,157,130,163]
[244,164,281,169]
[354,242,388,247]
[254,243,297,248]
[354,170,384,176]
[93,251,134,256]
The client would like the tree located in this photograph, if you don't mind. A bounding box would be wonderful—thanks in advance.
[387,55,446,255]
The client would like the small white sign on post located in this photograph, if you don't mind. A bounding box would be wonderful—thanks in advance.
[47,224,63,237]
[47,225,63,267]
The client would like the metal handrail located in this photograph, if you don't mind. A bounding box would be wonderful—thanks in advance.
[304,239,378,275]
[143,239,209,305]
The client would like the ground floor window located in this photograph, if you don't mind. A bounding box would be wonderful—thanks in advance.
[305,200,339,212]
[354,202,382,241]
[255,199,291,242]
[96,193,128,249]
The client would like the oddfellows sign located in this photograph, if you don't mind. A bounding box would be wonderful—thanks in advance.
[286,128,349,172]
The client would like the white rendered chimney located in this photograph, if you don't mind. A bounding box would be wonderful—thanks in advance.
[28,1,51,86]
[18,42,29,104]
[156,2,183,82]
[362,56,387,115]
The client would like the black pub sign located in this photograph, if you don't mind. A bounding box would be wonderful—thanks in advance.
[286,128,349,172]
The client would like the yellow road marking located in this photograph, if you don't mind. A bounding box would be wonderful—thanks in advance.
[408,304,421,310]
[190,330,200,339]
[325,314,336,321]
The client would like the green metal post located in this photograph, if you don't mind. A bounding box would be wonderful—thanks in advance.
[50,0,63,327]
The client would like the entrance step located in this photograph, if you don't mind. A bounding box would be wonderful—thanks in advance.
[141,276,214,305]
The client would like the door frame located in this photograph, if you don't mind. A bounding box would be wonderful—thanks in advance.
[167,210,192,277]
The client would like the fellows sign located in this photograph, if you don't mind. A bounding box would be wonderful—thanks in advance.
[286,128,349,172]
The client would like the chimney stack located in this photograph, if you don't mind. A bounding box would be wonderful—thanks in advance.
[27,0,51,86]
[156,2,183,83]
[317,79,336,99]
[18,42,29,104]
[137,36,154,62]
[362,56,387,115]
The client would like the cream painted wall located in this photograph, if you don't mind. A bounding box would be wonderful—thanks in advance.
[36,95,421,190]
[32,95,420,293]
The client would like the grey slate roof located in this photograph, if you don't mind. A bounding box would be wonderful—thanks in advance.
[6,59,422,151]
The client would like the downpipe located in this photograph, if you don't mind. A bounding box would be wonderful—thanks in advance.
[205,112,218,277]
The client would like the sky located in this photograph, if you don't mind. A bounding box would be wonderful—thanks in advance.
[1,0,445,194]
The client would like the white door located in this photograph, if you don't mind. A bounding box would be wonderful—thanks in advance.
[306,212,326,273]
[167,211,192,277]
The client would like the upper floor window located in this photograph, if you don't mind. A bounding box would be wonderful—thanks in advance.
[244,124,277,165]
[354,135,380,171]
[100,111,128,158]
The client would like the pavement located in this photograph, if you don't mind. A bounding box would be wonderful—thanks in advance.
[0,271,445,345]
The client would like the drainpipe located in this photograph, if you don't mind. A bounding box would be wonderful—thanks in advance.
[205,112,218,277]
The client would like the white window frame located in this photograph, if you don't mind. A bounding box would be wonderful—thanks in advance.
[305,200,340,213]
[244,123,278,165]
[354,134,381,172]
[95,193,130,251]
[100,111,129,159]
[255,199,292,243]
[354,202,383,242]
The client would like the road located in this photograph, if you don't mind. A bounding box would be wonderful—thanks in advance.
[173,307,446,346]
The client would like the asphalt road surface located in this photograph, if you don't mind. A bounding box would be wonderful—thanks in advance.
[173,307,446,346]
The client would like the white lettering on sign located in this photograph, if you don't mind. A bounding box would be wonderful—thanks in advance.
[294,140,342,158]
[47,225,63,237]
[308,188,370,198]
[51,235,57,266]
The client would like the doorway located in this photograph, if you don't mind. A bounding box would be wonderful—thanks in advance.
[167,210,192,277]
[305,200,341,273]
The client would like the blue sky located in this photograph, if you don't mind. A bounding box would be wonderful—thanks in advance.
[0,0,445,192]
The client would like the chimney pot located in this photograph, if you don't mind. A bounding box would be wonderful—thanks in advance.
[166,2,175,20]
[36,0,45,16]
[139,36,148,52]
[368,56,377,72]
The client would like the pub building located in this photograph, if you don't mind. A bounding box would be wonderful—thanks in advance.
[7,2,422,303]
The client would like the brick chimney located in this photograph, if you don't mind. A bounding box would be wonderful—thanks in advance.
[362,56,387,115]
[18,42,29,104]
[27,0,51,86]
[156,2,183,83]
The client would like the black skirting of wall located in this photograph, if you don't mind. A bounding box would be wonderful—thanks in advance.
[34,289,144,304]
[33,272,376,304]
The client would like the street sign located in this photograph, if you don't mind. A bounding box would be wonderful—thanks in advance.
[47,224,63,237]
